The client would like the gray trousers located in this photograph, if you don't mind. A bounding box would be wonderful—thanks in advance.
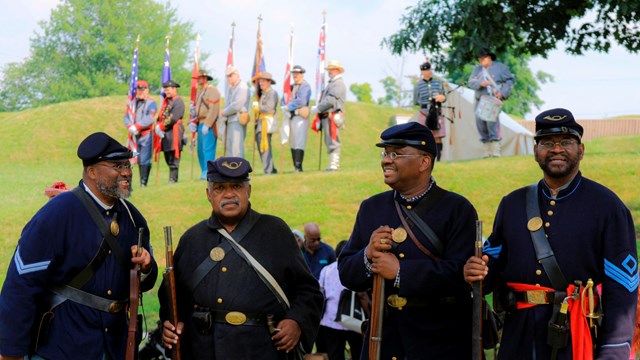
[225,120,247,158]
[289,115,309,150]
[255,131,277,174]
[321,117,341,154]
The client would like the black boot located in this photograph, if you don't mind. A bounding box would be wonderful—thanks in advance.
[291,149,297,171]
[139,165,151,187]
[298,150,305,172]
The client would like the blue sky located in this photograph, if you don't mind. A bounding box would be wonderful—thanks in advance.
[1,0,638,119]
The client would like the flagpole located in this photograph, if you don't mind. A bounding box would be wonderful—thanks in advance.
[190,33,201,181]
[223,21,236,157]
[155,33,172,186]
[316,11,327,171]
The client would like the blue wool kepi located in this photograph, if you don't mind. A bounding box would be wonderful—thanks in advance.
[376,122,437,156]
[534,108,584,141]
[77,132,133,166]
[207,157,252,182]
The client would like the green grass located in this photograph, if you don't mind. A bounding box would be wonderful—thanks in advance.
[1,96,638,326]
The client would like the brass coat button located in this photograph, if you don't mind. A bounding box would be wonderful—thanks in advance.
[550,200,556,206]
[222,266,228,272]
[399,253,405,259]
[535,270,542,275]
[545,222,550,228]
[107,290,112,295]
[217,298,223,304]
[547,210,554,216]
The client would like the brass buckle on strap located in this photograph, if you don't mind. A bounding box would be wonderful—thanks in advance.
[225,311,247,325]
[108,301,124,313]
[524,290,550,305]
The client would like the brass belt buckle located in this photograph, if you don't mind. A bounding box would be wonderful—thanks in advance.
[387,294,408,309]
[225,311,247,325]
[108,302,123,313]
[525,290,548,305]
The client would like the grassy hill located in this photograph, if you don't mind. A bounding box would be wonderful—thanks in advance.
[1,96,638,323]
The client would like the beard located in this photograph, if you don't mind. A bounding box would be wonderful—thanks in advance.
[96,175,132,200]
[535,149,582,179]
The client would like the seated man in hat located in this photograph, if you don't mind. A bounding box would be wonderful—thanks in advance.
[190,70,221,180]
[155,79,186,183]
[0,132,158,360]
[160,157,323,359]
[253,72,279,174]
[468,47,514,158]
[464,108,638,359]
[338,122,479,359]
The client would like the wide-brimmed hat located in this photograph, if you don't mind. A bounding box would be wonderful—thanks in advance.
[253,71,276,85]
[325,60,344,73]
[534,108,584,141]
[477,48,496,61]
[193,70,213,81]
[225,65,238,77]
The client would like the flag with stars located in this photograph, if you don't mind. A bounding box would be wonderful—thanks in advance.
[125,42,139,163]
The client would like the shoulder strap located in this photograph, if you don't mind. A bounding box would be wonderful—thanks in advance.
[217,227,291,311]
[525,184,568,290]
[70,187,128,273]
[186,211,261,292]
[395,185,447,257]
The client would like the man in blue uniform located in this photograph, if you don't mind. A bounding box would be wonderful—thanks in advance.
[0,132,158,359]
[303,222,336,280]
[160,157,323,359]
[464,108,638,359]
[338,122,478,359]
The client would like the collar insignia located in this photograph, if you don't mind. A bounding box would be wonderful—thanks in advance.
[543,115,567,121]
[221,161,241,170]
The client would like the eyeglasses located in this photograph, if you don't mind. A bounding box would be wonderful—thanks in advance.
[95,162,133,172]
[136,86,148,90]
[538,139,579,150]
[380,150,426,160]
[306,237,321,243]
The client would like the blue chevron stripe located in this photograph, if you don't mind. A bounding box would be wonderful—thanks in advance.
[483,242,502,259]
[14,246,51,275]
[604,258,639,292]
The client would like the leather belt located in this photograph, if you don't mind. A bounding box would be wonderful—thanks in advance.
[387,295,459,309]
[210,309,271,326]
[50,284,127,313]
[514,290,555,305]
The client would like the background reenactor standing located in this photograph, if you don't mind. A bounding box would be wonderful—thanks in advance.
[283,65,312,172]
[191,70,221,180]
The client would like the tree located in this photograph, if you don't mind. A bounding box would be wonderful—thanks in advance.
[0,0,197,111]
[350,83,374,103]
[384,0,639,74]
[378,76,407,108]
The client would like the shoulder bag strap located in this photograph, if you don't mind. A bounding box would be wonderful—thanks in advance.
[186,211,261,292]
[217,227,290,311]
[395,185,447,257]
[525,184,568,290]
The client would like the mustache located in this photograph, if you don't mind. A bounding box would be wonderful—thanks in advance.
[220,198,240,208]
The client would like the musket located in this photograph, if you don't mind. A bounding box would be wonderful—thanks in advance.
[471,220,483,360]
[125,228,144,360]
[163,226,181,360]
[368,273,384,360]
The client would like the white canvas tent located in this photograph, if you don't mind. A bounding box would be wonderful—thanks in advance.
[395,84,535,161]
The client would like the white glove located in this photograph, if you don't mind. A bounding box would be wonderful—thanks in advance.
[128,125,139,135]
[311,105,318,115]
[155,124,165,138]
[188,122,197,133]
[202,125,210,135]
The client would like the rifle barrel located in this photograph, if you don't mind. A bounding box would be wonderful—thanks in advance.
[369,274,384,360]
[472,220,483,359]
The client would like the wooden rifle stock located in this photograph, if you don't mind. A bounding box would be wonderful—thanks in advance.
[126,228,144,360]
[163,226,181,360]
[369,274,385,360]
[471,220,483,360]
